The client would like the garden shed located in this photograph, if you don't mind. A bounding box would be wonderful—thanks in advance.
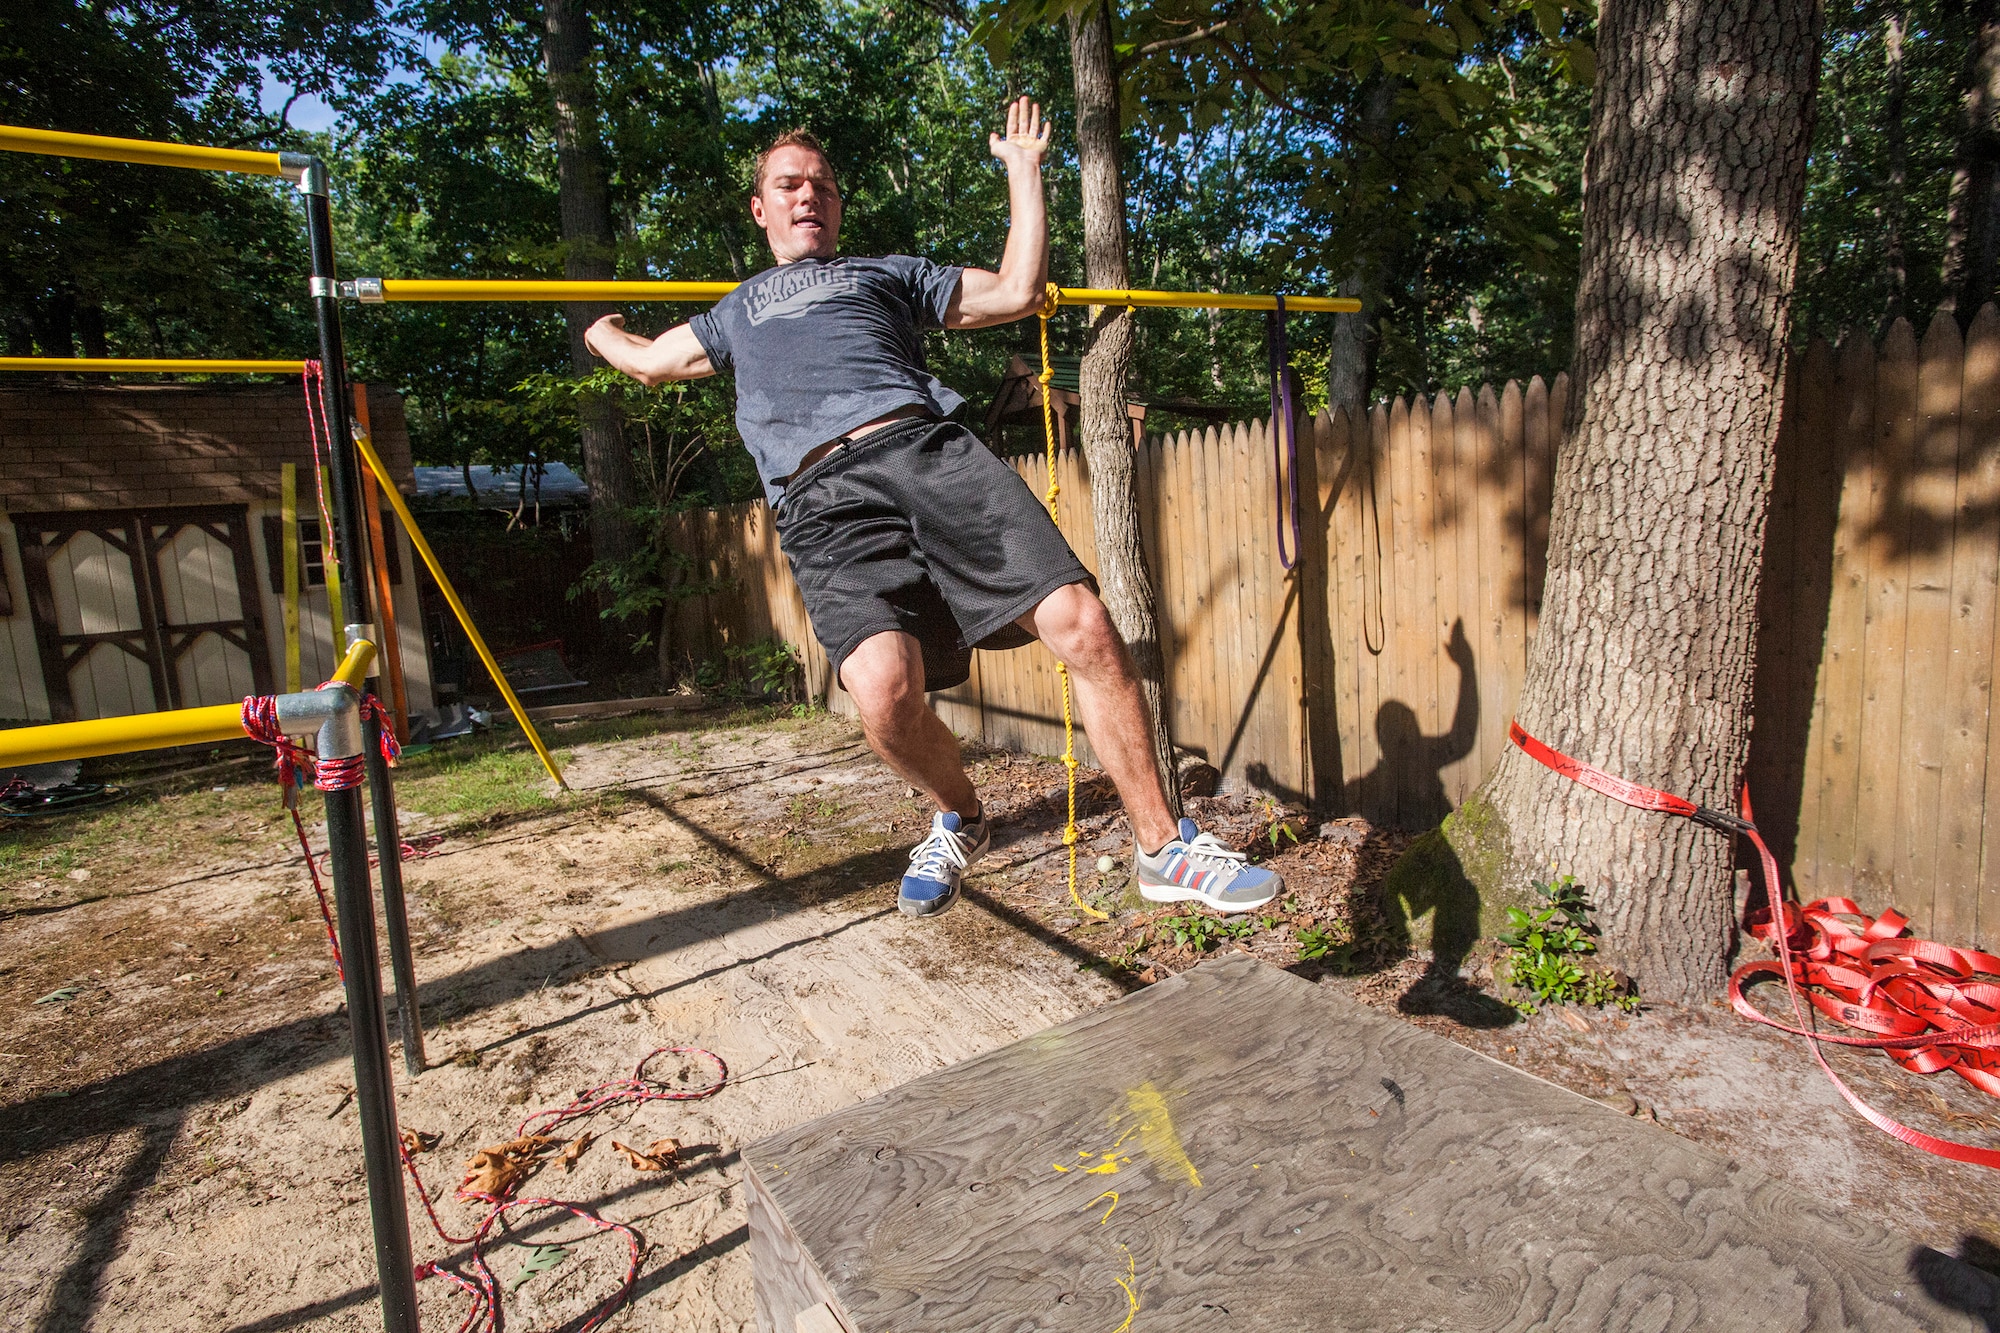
[0,381,435,723]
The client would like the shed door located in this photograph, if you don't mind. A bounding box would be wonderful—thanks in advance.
[15,507,274,723]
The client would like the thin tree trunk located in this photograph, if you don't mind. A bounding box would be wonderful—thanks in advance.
[1444,0,1821,1003]
[1883,10,1909,327]
[542,0,637,568]
[1325,270,1369,416]
[1068,0,1180,817]
[1327,79,1396,416]
[1944,0,2000,321]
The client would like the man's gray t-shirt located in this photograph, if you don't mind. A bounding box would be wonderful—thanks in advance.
[688,255,966,503]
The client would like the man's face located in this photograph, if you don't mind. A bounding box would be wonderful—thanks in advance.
[750,145,843,263]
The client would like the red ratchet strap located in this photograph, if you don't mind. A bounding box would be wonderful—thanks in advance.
[1509,719,2000,1169]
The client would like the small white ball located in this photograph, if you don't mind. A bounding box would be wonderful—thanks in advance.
[1096,854,1117,874]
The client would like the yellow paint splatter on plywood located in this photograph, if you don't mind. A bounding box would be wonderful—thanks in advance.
[1123,1081,1202,1189]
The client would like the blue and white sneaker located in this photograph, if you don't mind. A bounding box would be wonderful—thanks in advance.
[899,810,990,917]
[1136,818,1282,912]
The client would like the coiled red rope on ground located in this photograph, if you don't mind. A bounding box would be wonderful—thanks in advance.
[394,1046,727,1332]
[1509,720,2000,1169]
[244,679,730,1327]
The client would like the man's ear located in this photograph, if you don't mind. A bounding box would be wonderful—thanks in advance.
[749,193,769,230]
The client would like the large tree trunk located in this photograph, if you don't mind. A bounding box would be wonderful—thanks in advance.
[542,0,638,569]
[1943,0,2000,322]
[1068,0,1180,816]
[1442,0,1821,1003]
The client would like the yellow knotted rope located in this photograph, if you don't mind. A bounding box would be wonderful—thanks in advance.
[1038,283,1106,923]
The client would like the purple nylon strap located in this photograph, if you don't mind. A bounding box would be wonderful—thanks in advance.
[1267,295,1301,570]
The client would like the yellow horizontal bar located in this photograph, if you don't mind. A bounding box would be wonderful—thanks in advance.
[366,278,1357,312]
[0,641,372,768]
[331,638,377,690]
[1057,287,1362,313]
[377,279,740,303]
[0,124,294,177]
[0,357,307,374]
[0,704,246,767]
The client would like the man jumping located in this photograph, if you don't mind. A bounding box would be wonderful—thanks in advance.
[586,98,1281,918]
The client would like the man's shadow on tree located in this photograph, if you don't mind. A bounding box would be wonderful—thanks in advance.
[1345,619,1516,1027]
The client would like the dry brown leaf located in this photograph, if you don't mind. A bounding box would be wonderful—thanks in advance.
[562,1132,595,1173]
[460,1134,561,1199]
[611,1137,682,1173]
[399,1128,441,1156]
[1556,1007,1592,1034]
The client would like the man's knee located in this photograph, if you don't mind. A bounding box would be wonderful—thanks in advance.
[1034,584,1128,675]
[841,632,927,723]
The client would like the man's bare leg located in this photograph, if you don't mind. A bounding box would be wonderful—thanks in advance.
[1019,582,1178,852]
[839,630,979,818]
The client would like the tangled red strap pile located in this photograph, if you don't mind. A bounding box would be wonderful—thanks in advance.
[1509,720,2000,1169]
[397,1045,729,1333]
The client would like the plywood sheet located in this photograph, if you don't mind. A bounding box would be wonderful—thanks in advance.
[747,956,1997,1333]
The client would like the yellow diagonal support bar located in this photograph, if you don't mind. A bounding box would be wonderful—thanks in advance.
[350,430,569,790]
[0,124,304,179]
[0,358,307,373]
[330,638,378,690]
[356,278,1358,312]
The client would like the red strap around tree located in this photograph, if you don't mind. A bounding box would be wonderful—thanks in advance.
[1508,719,2000,1169]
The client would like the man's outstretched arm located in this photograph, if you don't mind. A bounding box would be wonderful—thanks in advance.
[946,97,1052,330]
[585,315,714,385]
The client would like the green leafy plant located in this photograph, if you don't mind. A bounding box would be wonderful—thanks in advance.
[1157,911,1254,952]
[1496,875,1638,1015]
[1256,797,1301,851]
[1293,922,1350,962]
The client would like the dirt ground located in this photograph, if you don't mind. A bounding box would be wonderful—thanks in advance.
[3,706,1996,1331]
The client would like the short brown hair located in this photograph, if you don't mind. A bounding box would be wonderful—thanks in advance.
[752,129,840,197]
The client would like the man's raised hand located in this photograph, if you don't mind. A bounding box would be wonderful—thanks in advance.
[989,96,1050,172]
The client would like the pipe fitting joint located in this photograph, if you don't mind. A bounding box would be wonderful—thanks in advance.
[273,681,364,762]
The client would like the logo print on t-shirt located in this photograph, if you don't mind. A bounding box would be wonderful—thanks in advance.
[743,265,863,325]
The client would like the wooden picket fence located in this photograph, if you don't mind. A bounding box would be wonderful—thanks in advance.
[658,376,1569,834]
[660,308,2000,950]
[1749,309,2000,951]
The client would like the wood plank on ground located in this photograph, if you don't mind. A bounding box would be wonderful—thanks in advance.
[744,955,1997,1333]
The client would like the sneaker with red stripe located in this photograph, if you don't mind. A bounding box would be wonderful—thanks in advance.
[1135,818,1281,911]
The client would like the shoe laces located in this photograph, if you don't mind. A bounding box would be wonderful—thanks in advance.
[1180,831,1247,874]
[909,821,972,881]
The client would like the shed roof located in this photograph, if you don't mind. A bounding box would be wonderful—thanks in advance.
[0,382,416,515]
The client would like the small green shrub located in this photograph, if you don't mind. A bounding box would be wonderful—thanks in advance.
[1293,921,1349,961]
[1497,875,1638,1015]
[1157,911,1254,952]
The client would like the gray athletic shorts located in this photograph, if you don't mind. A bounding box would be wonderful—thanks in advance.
[771,417,1091,691]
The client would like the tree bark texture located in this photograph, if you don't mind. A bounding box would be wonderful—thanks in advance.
[1883,10,1909,327]
[542,0,638,568]
[1448,0,1821,1003]
[1943,0,2000,322]
[1067,0,1181,817]
[1325,80,1395,416]
[1324,270,1370,416]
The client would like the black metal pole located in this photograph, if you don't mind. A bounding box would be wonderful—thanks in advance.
[300,163,426,1074]
[323,781,421,1333]
[300,158,421,1333]
[366,724,425,1073]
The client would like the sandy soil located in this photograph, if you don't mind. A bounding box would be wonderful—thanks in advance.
[3,708,1996,1331]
